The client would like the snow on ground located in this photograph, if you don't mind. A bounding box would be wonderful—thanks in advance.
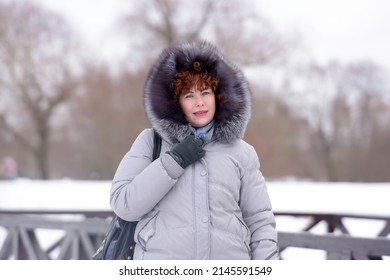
[1,178,389,215]
[0,179,112,211]
[0,179,389,259]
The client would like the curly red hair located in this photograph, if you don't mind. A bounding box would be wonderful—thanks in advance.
[171,61,222,105]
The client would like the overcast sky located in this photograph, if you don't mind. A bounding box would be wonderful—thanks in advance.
[258,0,390,70]
[34,0,390,72]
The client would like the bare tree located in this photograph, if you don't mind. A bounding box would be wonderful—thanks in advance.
[0,1,82,179]
[49,63,151,180]
[279,60,390,181]
[246,87,312,179]
[336,62,390,181]
[119,0,288,67]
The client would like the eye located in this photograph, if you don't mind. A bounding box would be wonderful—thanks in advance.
[202,90,211,96]
[183,94,193,99]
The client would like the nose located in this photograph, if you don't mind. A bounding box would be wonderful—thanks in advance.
[196,95,205,106]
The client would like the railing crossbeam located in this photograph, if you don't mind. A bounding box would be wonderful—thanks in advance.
[1,212,390,260]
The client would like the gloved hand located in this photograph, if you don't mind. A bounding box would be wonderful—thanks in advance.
[167,135,205,168]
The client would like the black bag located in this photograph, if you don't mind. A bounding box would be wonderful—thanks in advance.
[92,130,162,260]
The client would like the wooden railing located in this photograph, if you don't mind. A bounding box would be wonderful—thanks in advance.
[278,232,390,260]
[0,210,111,260]
[0,210,389,260]
[275,212,390,236]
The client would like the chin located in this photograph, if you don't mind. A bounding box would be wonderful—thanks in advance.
[194,121,209,128]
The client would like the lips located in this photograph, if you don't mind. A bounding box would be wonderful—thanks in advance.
[194,110,208,117]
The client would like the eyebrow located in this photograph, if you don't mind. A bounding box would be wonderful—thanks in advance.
[185,88,211,95]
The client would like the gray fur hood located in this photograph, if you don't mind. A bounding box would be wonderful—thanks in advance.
[144,41,252,143]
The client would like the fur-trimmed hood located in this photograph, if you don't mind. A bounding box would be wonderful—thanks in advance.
[144,41,252,143]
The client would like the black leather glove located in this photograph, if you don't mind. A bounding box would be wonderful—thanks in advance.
[167,135,205,168]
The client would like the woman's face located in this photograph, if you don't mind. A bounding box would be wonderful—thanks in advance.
[179,87,216,128]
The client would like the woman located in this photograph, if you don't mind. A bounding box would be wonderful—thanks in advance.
[110,41,279,260]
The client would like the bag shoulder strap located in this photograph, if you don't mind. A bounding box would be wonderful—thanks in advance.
[152,129,162,160]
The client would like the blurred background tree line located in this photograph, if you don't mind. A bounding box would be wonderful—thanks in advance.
[0,0,389,181]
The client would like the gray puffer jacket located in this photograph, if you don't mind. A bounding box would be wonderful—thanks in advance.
[110,41,279,260]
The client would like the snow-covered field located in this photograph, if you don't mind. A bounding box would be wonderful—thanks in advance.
[0,179,389,259]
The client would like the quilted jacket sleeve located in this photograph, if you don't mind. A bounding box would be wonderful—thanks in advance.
[110,129,184,221]
[239,144,279,260]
